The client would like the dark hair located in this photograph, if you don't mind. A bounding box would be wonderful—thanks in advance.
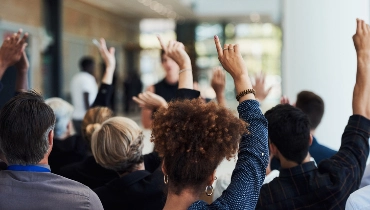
[0,91,55,165]
[265,104,310,164]
[151,98,247,195]
[295,91,324,130]
[79,56,95,71]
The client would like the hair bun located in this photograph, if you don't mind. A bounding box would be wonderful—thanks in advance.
[86,123,102,136]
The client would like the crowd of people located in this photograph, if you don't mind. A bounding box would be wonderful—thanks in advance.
[0,19,369,210]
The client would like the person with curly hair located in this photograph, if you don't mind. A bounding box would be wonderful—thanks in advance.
[149,36,269,209]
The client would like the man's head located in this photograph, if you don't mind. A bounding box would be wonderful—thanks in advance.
[295,91,324,130]
[0,91,55,165]
[265,104,311,164]
[79,56,95,75]
[45,97,74,140]
[160,50,180,77]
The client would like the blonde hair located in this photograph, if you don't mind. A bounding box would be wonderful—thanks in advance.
[91,117,144,173]
[82,107,114,146]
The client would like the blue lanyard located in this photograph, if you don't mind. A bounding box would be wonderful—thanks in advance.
[7,165,51,172]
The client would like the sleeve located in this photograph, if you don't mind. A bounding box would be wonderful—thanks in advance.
[0,81,3,92]
[175,89,200,100]
[144,152,162,173]
[89,190,104,210]
[320,115,370,188]
[210,100,269,209]
[91,83,113,108]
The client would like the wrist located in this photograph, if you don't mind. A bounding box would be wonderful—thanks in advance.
[179,62,192,70]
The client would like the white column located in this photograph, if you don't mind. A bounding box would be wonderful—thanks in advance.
[282,0,370,150]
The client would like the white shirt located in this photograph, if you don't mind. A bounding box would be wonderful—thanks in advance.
[213,170,280,201]
[360,164,370,188]
[346,185,370,210]
[70,72,97,120]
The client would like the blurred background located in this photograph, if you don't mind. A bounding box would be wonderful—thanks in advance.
[0,0,369,152]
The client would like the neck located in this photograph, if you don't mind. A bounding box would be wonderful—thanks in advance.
[164,189,200,210]
[165,74,179,85]
[279,153,311,169]
[310,129,316,136]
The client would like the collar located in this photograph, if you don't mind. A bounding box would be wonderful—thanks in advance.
[7,164,51,172]
[279,161,317,177]
[107,170,152,188]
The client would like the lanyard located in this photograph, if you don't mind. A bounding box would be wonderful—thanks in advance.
[7,165,51,172]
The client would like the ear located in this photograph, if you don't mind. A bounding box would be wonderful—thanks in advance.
[161,159,167,175]
[48,129,54,152]
[308,134,313,146]
[269,142,278,157]
[207,170,217,186]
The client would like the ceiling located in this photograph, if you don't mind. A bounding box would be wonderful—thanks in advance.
[79,0,281,23]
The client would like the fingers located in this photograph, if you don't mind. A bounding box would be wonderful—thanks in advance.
[234,44,240,54]
[214,35,223,57]
[99,38,107,51]
[132,96,145,108]
[357,19,361,33]
[157,35,166,50]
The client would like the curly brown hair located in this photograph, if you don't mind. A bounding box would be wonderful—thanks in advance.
[151,98,248,195]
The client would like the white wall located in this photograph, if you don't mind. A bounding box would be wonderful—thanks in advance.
[282,0,370,150]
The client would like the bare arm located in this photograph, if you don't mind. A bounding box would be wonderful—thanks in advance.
[15,51,29,92]
[353,19,370,118]
[141,85,155,129]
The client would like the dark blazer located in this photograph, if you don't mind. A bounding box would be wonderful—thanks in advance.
[94,168,165,210]
[59,156,119,189]
[49,135,87,175]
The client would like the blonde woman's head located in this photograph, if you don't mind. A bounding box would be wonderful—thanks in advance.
[82,107,114,146]
[91,117,144,173]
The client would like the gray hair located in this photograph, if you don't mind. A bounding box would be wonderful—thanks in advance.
[45,97,74,139]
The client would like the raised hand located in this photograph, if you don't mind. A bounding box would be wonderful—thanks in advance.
[98,38,116,72]
[211,67,226,95]
[214,35,248,80]
[157,35,193,89]
[214,35,254,102]
[15,51,29,73]
[15,51,30,91]
[280,96,290,105]
[157,36,191,70]
[253,72,272,102]
[98,38,116,85]
[133,91,168,110]
[0,29,28,79]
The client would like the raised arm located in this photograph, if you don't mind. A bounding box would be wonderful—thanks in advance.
[91,38,116,108]
[353,19,370,118]
[253,72,272,103]
[0,29,28,80]
[15,51,29,92]
[211,36,268,209]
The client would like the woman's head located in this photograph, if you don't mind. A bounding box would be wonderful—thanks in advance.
[91,117,144,173]
[151,98,247,195]
[82,107,114,146]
